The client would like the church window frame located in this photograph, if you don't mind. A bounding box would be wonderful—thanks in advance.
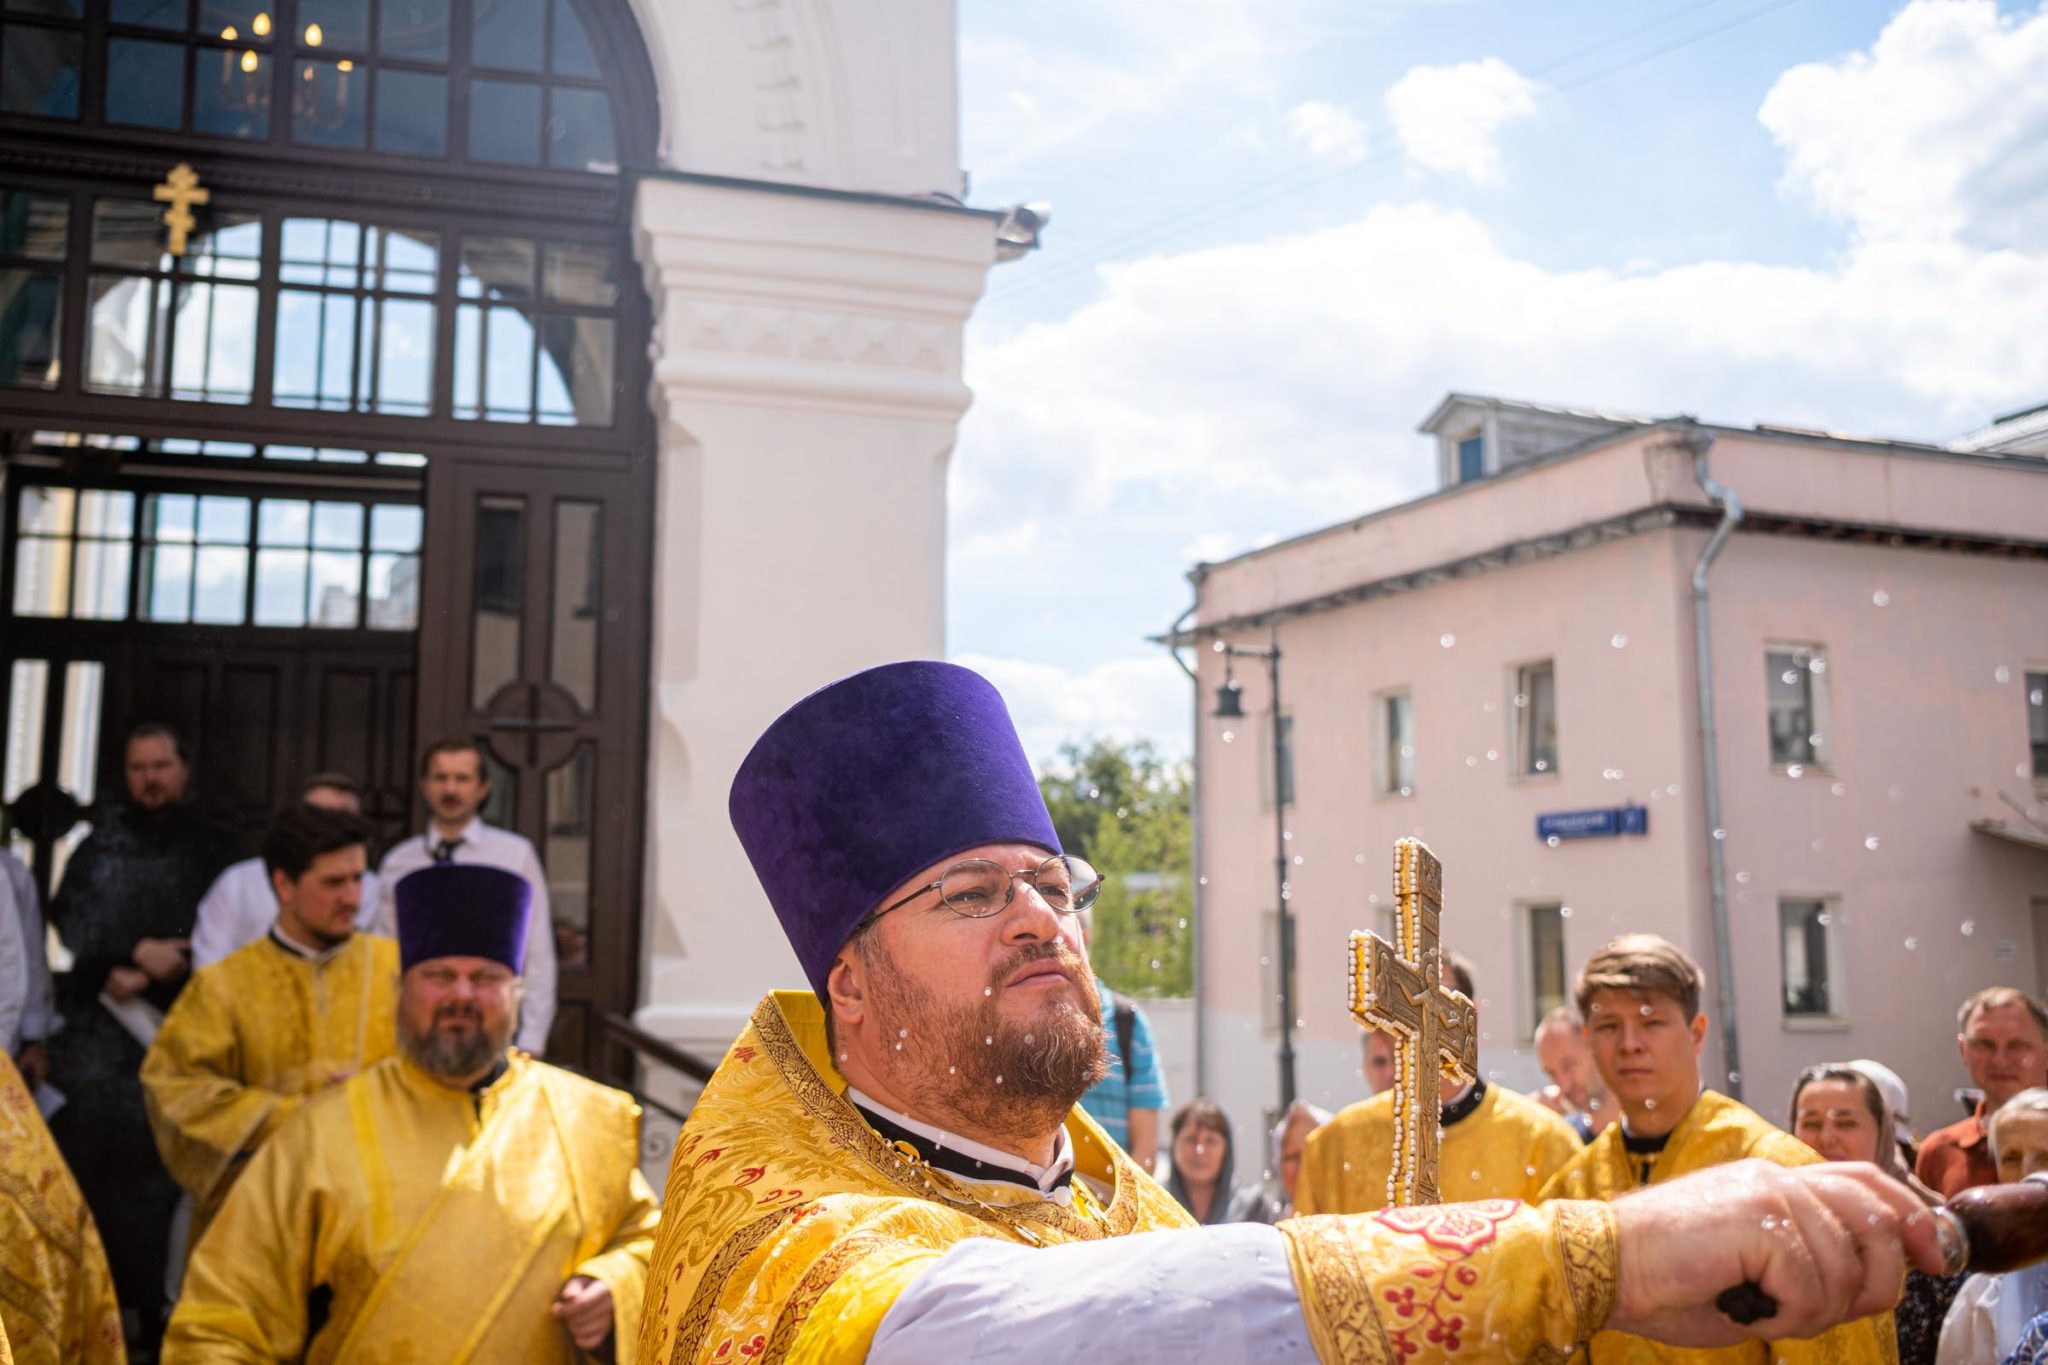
[1517,899,1568,1043]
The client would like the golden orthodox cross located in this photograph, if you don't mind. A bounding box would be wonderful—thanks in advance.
[152,163,210,257]
[1347,837,1477,1207]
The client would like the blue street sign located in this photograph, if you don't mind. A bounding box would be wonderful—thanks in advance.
[1536,806,1649,842]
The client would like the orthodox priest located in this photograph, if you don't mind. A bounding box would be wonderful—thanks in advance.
[1536,934,1898,1362]
[639,661,1944,1364]
[141,804,399,1245]
[162,865,658,1362]
[0,1050,125,1364]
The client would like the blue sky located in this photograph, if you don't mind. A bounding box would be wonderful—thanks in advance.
[945,0,2048,765]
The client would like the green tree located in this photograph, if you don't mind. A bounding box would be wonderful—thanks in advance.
[1037,738,1192,998]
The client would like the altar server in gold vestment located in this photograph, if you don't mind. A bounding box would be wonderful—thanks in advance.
[1297,956,1581,1215]
[638,661,1946,1365]
[142,804,398,1244]
[1536,934,1898,1364]
[163,864,658,1363]
[0,1050,125,1363]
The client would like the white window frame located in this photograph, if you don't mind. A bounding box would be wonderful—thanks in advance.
[2024,666,2047,790]
[1373,687,1415,798]
[1764,643,1834,771]
[1778,894,1850,1029]
[1509,658,1560,780]
[1516,900,1569,1044]
[1258,708,1295,811]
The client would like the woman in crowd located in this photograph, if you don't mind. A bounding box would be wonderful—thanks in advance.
[1790,1061,1963,1365]
[1162,1099,1277,1225]
[1938,1089,2048,1365]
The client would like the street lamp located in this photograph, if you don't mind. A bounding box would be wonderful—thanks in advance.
[1211,631,1295,1110]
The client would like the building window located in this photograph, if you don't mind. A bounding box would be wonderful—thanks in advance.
[13,482,419,630]
[2027,670,2047,780]
[1260,909,1298,1036]
[1374,689,1414,796]
[0,189,67,389]
[1512,660,1558,776]
[454,234,617,426]
[1765,646,1831,768]
[1524,901,1567,1040]
[274,217,440,416]
[1259,709,1295,809]
[1779,897,1845,1020]
[86,198,262,403]
[1456,433,1484,482]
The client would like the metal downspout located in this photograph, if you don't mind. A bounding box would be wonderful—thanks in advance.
[1687,426,1745,1100]
[1164,593,1205,1096]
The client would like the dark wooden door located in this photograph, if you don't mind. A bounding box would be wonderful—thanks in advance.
[416,456,648,1076]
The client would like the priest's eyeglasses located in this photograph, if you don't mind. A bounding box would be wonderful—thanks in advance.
[872,855,1102,923]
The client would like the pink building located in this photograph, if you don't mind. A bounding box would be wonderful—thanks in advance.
[1175,394,2048,1153]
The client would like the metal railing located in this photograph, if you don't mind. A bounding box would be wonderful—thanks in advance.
[598,1011,716,1127]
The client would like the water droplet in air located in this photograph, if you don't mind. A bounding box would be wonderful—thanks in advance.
[1440,633,1455,648]
[1786,764,1804,779]
[1994,665,2013,684]
[1888,784,1906,801]
[1712,827,1726,840]
[1644,1097,1658,1110]
[1546,835,1561,848]
[899,1028,908,1037]
[1903,936,1919,951]
[1283,830,1294,841]
[1466,755,1478,767]
[1735,870,1751,884]
[1198,876,1209,886]
[1559,905,1574,919]
[1486,749,1499,762]
[996,1075,1004,1084]
[1150,959,1162,971]
[1830,782,1846,796]
[984,1035,994,1046]
[948,1065,956,1074]
[985,987,993,997]
[1728,1071,1741,1085]
[1611,633,1629,649]
[1666,784,1680,796]
[1023,1033,1034,1045]
[1811,838,1825,852]
[1354,853,1366,864]
[893,1042,902,1050]
[1782,669,1801,686]
[1817,912,1833,926]
[1960,920,1977,936]
[1864,835,1880,851]
[1220,730,1235,743]
[1872,590,1890,606]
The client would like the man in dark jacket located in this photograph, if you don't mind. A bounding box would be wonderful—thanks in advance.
[45,723,237,1362]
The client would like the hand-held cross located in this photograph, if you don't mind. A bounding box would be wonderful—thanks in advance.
[1347,837,1477,1207]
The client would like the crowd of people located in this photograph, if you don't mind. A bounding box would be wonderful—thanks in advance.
[0,725,592,1364]
[0,680,2044,1363]
[1136,944,2048,1364]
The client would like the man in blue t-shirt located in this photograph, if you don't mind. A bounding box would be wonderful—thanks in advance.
[1074,912,1168,1171]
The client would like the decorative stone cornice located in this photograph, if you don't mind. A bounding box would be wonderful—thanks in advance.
[634,173,995,419]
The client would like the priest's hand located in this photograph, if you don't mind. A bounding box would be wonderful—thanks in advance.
[552,1274,614,1350]
[15,1041,48,1088]
[1604,1158,1945,1347]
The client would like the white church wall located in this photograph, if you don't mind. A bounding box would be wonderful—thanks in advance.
[623,0,964,197]
[630,174,999,1063]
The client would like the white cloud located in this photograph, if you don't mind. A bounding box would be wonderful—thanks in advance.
[1284,100,1368,165]
[1759,0,2048,248]
[954,653,1195,768]
[1383,57,1541,183]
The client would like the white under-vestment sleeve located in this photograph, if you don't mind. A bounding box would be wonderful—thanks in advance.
[868,1222,1316,1365]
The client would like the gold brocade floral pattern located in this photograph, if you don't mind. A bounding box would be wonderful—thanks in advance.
[1279,1199,1619,1365]
[0,1053,125,1364]
[639,991,1194,1365]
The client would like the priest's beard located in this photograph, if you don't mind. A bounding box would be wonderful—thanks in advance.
[862,935,1108,1147]
[400,998,514,1081]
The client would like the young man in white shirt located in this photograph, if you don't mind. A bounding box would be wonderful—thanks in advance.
[190,774,382,969]
[373,736,555,1055]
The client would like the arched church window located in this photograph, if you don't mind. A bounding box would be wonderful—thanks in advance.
[0,0,618,171]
